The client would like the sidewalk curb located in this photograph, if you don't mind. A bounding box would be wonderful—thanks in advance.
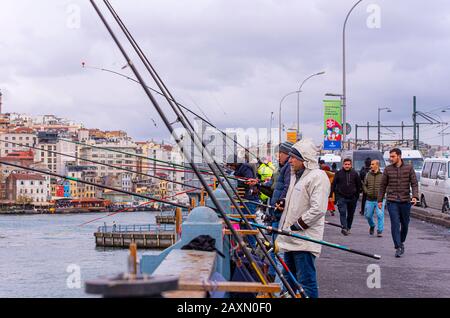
[411,206,450,228]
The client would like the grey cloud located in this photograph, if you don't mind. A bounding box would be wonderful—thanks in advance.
[1,0,450,145]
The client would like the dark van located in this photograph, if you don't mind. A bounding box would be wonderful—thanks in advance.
[341,149,386,172]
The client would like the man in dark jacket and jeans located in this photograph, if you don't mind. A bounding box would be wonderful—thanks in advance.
[359,157,372,215]
[331,158,361,235]
[378,148,419,258]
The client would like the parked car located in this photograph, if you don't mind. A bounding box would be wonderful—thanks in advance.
[341,149,386,172]
[419,158,450,213]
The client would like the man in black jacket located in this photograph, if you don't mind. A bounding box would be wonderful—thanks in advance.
[331,158,362,235]
[359,157,372,215]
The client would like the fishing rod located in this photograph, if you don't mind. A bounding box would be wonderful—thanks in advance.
[0,139,202,191]
[262,240,307,298]
[0,160,189,209]
[228,216,381,260]
[90,0,292,297]
[226,196,343,229]
[58,137,249,183]
[79,182,211,227]
[81,63,272,169]
[58,137,194,171]
[100,0,295,296]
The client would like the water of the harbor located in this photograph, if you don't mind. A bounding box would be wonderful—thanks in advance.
[0,211,161,298]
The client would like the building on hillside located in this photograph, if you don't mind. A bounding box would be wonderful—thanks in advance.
[35,132,78,175]
[78,139,137,178]
[5,173,50,204]
[0,127,37,157]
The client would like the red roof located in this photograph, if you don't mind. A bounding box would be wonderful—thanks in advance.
[10,127,35,134]
[1,150,34,160]
[9,173,45,181]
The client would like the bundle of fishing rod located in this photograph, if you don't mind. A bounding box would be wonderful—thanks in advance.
[0,0,381,299]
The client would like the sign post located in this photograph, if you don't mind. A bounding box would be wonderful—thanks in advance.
[286,129,298,144]
[323,100,343,150]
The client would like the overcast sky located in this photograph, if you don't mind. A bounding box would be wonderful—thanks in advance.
[1,0,450,146]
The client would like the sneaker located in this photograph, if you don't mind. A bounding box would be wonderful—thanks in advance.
[341,229,348,236]
[395,248,402,258]
[347,229,351,234]
[400,244,405,255]
[377,231,383,237]
[369,227,375,235]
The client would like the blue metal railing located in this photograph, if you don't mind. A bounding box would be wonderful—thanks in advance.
[97,223,175,233]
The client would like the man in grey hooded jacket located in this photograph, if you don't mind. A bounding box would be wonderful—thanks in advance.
[276,139,330,298]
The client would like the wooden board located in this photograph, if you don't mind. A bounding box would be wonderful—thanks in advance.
[224,229,259,236]
[228,214,257,219]
[179,281,280,293]
[152,249,216,298]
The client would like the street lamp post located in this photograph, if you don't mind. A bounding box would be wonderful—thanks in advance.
[342,0,364,149]
[378,107,392,151]
[297,72,326,140]
[268,111,274,160]
[279,91,300,146]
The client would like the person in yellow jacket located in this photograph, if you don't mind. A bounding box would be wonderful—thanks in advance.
[257,158,275,203]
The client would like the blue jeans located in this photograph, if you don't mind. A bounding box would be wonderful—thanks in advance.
[283,251,318,298]
[386,201,411,249]
[336,197,358,230]
[365,199,385,232]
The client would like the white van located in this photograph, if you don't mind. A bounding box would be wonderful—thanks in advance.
[319,154,342,171]
[419,158,450,213]
[384,149,424,180]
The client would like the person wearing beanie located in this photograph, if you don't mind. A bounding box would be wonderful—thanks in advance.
[275,139,330,298]
[263,141,293,282]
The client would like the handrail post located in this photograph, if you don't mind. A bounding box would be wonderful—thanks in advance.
[175,207,182,240]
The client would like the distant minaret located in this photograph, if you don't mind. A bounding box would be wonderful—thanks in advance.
[0,89,2,114]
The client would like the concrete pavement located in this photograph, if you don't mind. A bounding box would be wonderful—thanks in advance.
[316,203,450,298]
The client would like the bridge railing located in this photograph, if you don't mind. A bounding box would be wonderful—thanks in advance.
[97,223,175,233]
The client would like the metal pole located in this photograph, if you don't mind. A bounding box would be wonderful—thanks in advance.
[367,121,370,145]
[342,0,364,150]
[401,121,404,144]
[377,108,381,150]
[417,124,420,149]
[297,72,325,140]
[269,111,273,160]
[413,96,417,150]
[279,91,299,146]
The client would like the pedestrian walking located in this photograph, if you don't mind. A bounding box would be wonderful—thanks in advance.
[331,162,338,173]
[359,157,372,215]
[362,159,385,237]
[378,148,419,258]
[331,158,361,235]
[276,139,330,298]
[320,161,336,216]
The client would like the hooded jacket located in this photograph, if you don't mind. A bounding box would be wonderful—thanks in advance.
[275,139,330,257]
